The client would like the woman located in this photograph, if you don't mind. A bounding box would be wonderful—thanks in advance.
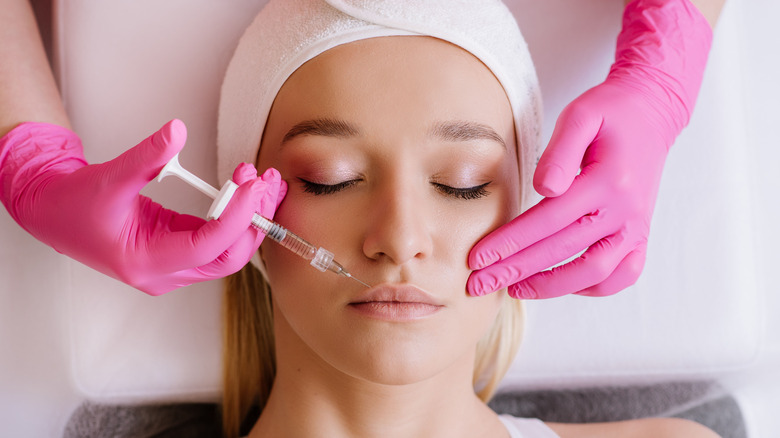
[217,1,719,437]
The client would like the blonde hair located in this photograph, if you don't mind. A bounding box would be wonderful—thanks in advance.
[221,264,524,438]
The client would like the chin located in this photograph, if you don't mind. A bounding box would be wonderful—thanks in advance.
[327,329,471,386]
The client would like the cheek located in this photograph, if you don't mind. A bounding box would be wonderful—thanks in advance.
[443,150,521,245]
[260,195,334,290]
[440,185,519,265]
[259,185,361,314]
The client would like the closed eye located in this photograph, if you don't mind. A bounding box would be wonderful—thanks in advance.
[299,178,360,195]
[432,182,491,200]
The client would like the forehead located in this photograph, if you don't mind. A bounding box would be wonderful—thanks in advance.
[269,36,513,133]
[254,36,519,175]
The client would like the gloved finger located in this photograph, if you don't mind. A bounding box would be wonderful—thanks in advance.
[104,119,188,197]
[256,168,285,218]
[233,164,286,208]
[231,167,285,252]
[468,176,600,270]
[574,246,646,297]
[467,208,615,296]
[232,162,258,185]
[155,234,260,292]
[152,176,267,270]
[534,101,603,197]
[507,229,638,299]
[186,225,264,280]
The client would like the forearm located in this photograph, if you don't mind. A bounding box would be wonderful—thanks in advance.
[624,0,725,27]
[0,0,69,137]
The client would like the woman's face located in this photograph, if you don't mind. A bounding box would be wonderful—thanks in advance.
[257,36,521,386]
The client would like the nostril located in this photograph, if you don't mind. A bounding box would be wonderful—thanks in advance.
[360,190,434,265]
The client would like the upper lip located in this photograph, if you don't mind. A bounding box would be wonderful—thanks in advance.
[350,283,444,306]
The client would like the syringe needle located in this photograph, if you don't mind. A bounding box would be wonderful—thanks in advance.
[343,272,371,288]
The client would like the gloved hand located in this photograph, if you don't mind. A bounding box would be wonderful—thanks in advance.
[0,119,286,295]
[467,0,712,299]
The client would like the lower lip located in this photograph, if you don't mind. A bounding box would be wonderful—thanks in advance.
[348,301,443,321]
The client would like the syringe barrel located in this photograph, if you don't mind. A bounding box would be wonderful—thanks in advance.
[251,214,317,262]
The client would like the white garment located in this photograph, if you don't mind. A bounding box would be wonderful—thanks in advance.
[499,415,561,438]
[235,415,560,438]
[239,415,558,438]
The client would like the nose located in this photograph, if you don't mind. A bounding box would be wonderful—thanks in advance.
[362,182,433,266]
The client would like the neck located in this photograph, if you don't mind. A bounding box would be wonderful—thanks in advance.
[248,317,505,438]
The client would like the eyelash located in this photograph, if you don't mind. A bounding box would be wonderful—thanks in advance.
[432,182,491,200]
[299,178,491,200]
[299,178,359,195]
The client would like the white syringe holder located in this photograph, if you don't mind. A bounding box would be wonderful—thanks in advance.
[156,152,238,220]
[206,181,238,220]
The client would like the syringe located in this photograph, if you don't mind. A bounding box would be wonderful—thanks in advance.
[156,154,370,288]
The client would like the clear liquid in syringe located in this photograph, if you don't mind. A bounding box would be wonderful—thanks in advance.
[251,214,370,288]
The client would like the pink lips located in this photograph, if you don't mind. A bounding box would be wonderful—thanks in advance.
[348,284,444,321]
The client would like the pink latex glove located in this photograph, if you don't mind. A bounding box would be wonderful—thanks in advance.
[0,119,286,295]
[468,0,712,299]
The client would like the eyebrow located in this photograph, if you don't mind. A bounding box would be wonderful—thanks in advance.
[280,118,506,149]
[429,120,506,150]
[281,118,361,145]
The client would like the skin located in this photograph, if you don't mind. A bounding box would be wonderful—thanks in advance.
[0,0,69,136]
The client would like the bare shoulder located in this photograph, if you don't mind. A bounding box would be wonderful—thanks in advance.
[546,417,720,438]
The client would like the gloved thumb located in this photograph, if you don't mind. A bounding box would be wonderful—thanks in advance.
[534,104,601,197]
[105,119,188,194]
